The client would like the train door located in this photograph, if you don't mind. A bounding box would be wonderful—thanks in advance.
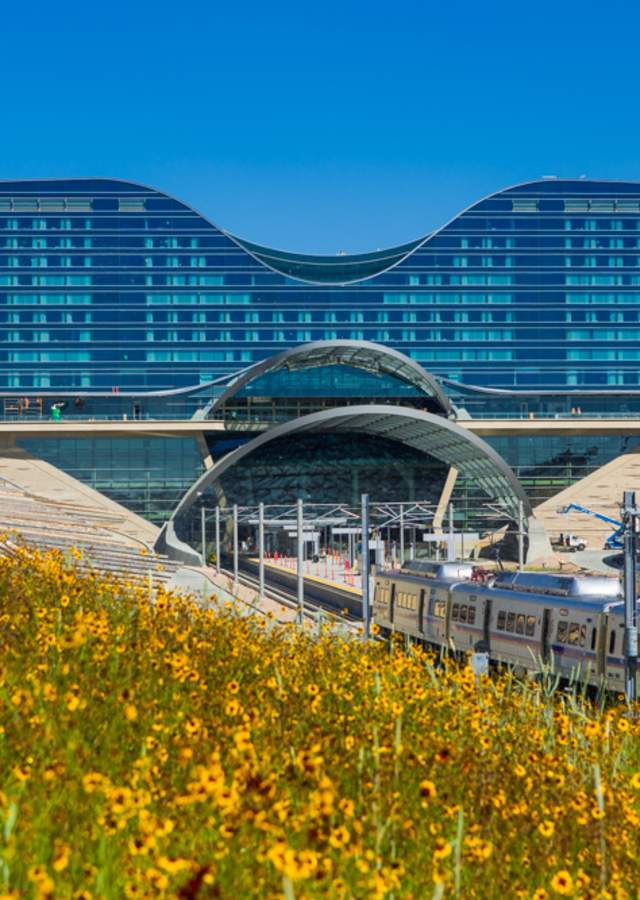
[390,584,396,627]
[595,613,609,681]
[418,589,425,635]
[540,608,552,663]
[482,597,492,650]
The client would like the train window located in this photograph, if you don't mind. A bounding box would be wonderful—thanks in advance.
[506,612,516,633]
[526,615,536,637]
[591,627,597,651]
[459,605,468,622]
[452,603,459,621]
[557,621,568,643]
[579,625,587,648]
[497,610,506,630]
[515,614,525,635]
[432,599,446,619]
[568,622,580,646]
[468,606,476,625]
[609,630,616,654]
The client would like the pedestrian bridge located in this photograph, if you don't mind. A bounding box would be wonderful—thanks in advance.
[2,416,640,440]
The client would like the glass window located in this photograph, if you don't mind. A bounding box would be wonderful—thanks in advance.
[609,630,616,654]
[459,605,468,622]
[579,625,587,648]
[497,610,506,630]
[526,615,536,637]
[506,612,516,633]
[452,603,459,621]
[557,621,569,643]
[568,622,580,645]
[515,614,525,635]
[468,606,476,625]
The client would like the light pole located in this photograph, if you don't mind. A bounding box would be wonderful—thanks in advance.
[622,490,638,704]
[233,503,239,593]
[296,498,304,625]
[517,500,525,571]
[361,493,371,639]
[448,502,455,561]
[200,505,206,566]
[258,501,265,602]
[215,506,221,575]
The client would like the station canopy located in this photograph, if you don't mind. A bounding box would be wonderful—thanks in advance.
[170,406,532,534]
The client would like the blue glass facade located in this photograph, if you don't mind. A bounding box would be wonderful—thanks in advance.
[5,176,640,528]
[3,176,640,397]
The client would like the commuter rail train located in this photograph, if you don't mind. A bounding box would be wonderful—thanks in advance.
[373,561,632,692]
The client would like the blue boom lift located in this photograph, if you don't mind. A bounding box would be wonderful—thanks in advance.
[558,503,624,550]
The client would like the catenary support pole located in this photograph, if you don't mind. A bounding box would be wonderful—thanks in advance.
[448,503,455,561]
[296,498,304,625]
[233,503,239,592]
[399,503,405,566]
[361,492,371,639]
[215,506,221,575]
[518,500,525,571]
[623,490,638,704]
[258,501,265,602]
[200,505,206,566]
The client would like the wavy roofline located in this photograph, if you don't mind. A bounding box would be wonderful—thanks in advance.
[5,175,640,285]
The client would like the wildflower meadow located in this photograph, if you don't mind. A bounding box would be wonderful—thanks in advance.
[1,546,639,899]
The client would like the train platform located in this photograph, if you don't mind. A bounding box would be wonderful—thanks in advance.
[259,555,363,594]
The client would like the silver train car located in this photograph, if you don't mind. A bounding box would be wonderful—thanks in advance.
[373,561,631,691]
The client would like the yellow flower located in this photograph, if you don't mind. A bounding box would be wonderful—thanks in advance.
[124,703,138,722]
[550,870,574,895]
[433,837,452,861]
[128,834,156,855]
[338,798,354,818]
[145,868,169,891]
[538,820,555,838]
[225,699,241,717]
[108,785,134,814]
[630,772,640,790]
[156,856,192,874]
[52,841,70,872]
[419,779,437,802]
[82,772,105,794]
[328,825,350,848]
[267,842,318,880]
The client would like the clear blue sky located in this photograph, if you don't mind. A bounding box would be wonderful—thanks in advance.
[2,0,639,252]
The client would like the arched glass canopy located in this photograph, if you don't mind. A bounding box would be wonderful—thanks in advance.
[204,340,453,422]
[156,405,545,564]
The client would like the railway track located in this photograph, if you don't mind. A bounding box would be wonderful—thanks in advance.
[221,557,362,625]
